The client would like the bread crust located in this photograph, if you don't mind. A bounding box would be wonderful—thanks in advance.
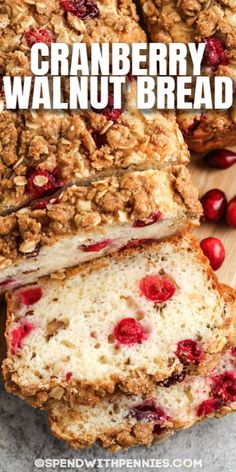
[48,343,236,451]
[49,402,236,452]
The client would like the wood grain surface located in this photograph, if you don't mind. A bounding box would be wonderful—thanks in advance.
[190,149,236,289]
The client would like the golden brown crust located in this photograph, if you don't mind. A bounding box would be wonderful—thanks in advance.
[49,404,236,451]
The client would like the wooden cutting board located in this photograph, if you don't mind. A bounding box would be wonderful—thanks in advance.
[190,149,236,290]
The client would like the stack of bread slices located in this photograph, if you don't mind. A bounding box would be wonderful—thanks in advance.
[0,0,236,453]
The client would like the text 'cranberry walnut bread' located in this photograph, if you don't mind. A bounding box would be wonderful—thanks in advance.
[49,345,236,452]
[0,0,145,76]
[0,166,201,293]
[0,81,189,215]
[3,235,235,408]
[139,0,236,152]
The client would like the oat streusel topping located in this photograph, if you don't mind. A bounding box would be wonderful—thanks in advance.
[139,0,236,151]
[0,80,189,215]
[0,0,145,77]
[0,166,201,266]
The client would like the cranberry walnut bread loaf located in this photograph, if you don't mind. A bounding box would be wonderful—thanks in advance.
[3,235,235,408]
[0,166,201,293]
[0,83,189,215]
[49,344,236,451]
[139,0,236,152]
[0,0,145,77]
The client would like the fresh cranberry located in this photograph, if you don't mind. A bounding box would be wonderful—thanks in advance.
[203,150,236,169]
[176,339,204,365]
[197,398,224,417]
[159,371,186,388]
[139,275,176,303]
[200,189,227,223]
[97,94,122,122]
[182,114,206,138]
[200,237,225,271]
[19,287,42,306]
[133,211,163,228]
[202,36,229,70]
[131,399,166,423]
[66,372,73,381]
[60,0,99,20]
[27,168,62,198]
[226,197,236,228]
[113,318,148,345]
[212,371,236,402]
[25,29,53,48]
[10,322,34,354]
[80,239,112,252]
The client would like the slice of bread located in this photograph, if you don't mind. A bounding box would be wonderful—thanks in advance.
[0,82,189,215]
[49,344,236,451]
[3,235,235,409]
[0,166,201,292]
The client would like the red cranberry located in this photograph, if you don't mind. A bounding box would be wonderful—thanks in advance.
[139,275,176,303]
[200,237,225,271]
[202,36,229,70]
[203,150,236,169]
[65,372,73,381]
[133,211,163,228]
[27,168,62,198]
[212,371,236,402]
[226,197,236,228]
[19,287,42,306]
[10,322,34,354]
[80,239,112,252]
[99,94,122,122]
[25,29,53,48]
[200,189,227,223]
[197,398,224,417]
[176,339,204,365]
[182,114,206,138]
[61,0,99,20]
[113,318,148,345]
[131,399,166,423]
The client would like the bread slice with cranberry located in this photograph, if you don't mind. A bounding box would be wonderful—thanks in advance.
[3,235,235,409]
[140,0,236,152]
[0,88,189,215]
[49,343,236,451]
[0,166,201,293]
